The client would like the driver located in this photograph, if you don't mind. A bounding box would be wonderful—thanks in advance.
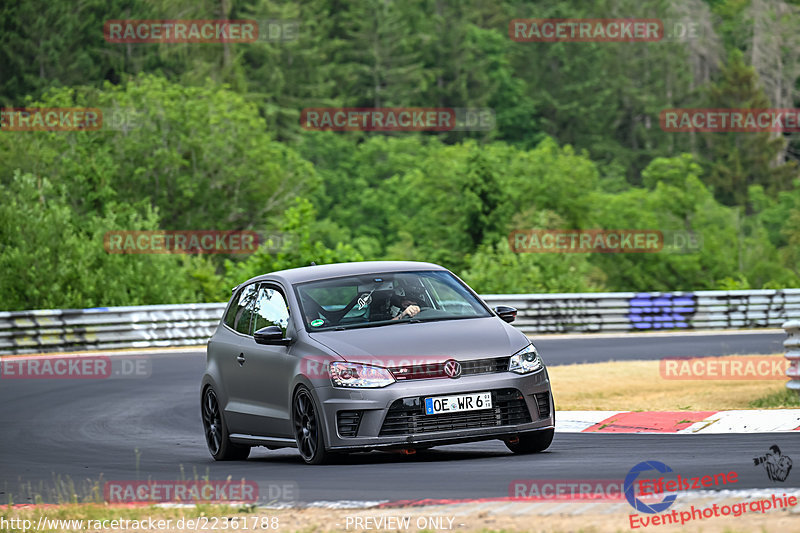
[391,296,421,320]
[390,286,426,320]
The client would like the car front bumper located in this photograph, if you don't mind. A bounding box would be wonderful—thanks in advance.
[316,368,554,450]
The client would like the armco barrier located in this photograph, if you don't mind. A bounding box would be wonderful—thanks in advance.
[784,320,800,395]
[0,289,798,355]
[0,303,224,355]
[484,289,800,333]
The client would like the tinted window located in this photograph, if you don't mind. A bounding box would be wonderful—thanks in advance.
[295,270,491,331]
[252,285,290,335]
[224,284,258,335]
[223,291,239,328]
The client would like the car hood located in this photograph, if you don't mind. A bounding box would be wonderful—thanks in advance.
[308,317,529,364]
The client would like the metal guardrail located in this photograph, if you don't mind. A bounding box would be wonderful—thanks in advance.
[784,320,800,396]
[0,303,225,355]
[485,289,800,333]
[0,289,799,355]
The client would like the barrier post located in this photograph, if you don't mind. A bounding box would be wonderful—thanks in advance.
[783,320,800,396]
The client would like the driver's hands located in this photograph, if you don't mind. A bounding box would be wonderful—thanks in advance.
[404,304,420,318]
[394,304,420,320]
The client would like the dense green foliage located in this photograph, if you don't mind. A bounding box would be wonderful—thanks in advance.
[1,0,800,310]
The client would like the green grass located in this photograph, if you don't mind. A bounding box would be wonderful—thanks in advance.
[748,388,800,408]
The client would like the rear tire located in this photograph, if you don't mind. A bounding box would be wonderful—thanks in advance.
[202,387,251,461]
[505,428,554,454]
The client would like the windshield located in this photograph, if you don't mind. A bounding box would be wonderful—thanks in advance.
[295,270,491,331]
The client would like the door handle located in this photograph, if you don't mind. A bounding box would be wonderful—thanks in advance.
[236,353,246,366]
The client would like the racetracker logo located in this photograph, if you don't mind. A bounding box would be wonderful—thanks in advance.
[104,480,258,503]
[1,108,102,131]
[660,356,792,380]
[510,229,663,253]
[509,480,627,500]
[301,108,455,132]
[509,19,663,42]
[300,355,481,382]
[0,355,151,379]
[103,230,259,254]
[660,108,800,132]
[103,20,258,43]
[299,108,495,132]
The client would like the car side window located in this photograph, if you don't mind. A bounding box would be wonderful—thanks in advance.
[252,285,290,335]
[223,291,239,328]
[224,284,258,335]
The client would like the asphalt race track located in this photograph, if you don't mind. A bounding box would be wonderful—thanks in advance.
[0,331,795,505]
[534,330,786,365]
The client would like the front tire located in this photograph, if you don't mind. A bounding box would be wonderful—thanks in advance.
[202,387,250,461]
[505,428,554,454]
[292,386,335,465]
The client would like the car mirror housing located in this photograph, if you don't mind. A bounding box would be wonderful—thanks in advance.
[493,305,517,323]
[254,325,292,345]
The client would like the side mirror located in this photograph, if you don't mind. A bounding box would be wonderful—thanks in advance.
[254,325,291,345]
[494,305,517,323]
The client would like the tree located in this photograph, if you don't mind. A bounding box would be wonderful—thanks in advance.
[0,75,319,231]
[0,171,206,310]
[222,197,363,298]
[703,50,798,208]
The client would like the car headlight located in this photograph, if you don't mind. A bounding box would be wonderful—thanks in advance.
[508,344,543,374]
[329,362,396,388]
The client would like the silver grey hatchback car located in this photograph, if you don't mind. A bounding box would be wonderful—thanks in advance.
[201,261,554,464]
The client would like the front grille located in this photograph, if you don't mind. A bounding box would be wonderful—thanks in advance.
[337,410,363,437]
[389,362,444,380]
[534,392,550,419]
[389,357,509,380]
[379,388,531,436]
[461,357,509,374]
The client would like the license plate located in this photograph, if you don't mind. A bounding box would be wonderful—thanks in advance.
[424,392,492,415]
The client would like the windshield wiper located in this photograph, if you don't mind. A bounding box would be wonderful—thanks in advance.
[326,319,421,331]
[319,314,474,332]
[412,315,480,324]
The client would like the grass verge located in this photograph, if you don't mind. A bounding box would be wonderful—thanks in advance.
[548,353,799,411]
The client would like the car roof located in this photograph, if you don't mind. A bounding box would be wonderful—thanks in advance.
[234,261,449,290]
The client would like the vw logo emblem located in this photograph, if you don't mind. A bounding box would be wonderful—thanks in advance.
[443,359,462,379]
